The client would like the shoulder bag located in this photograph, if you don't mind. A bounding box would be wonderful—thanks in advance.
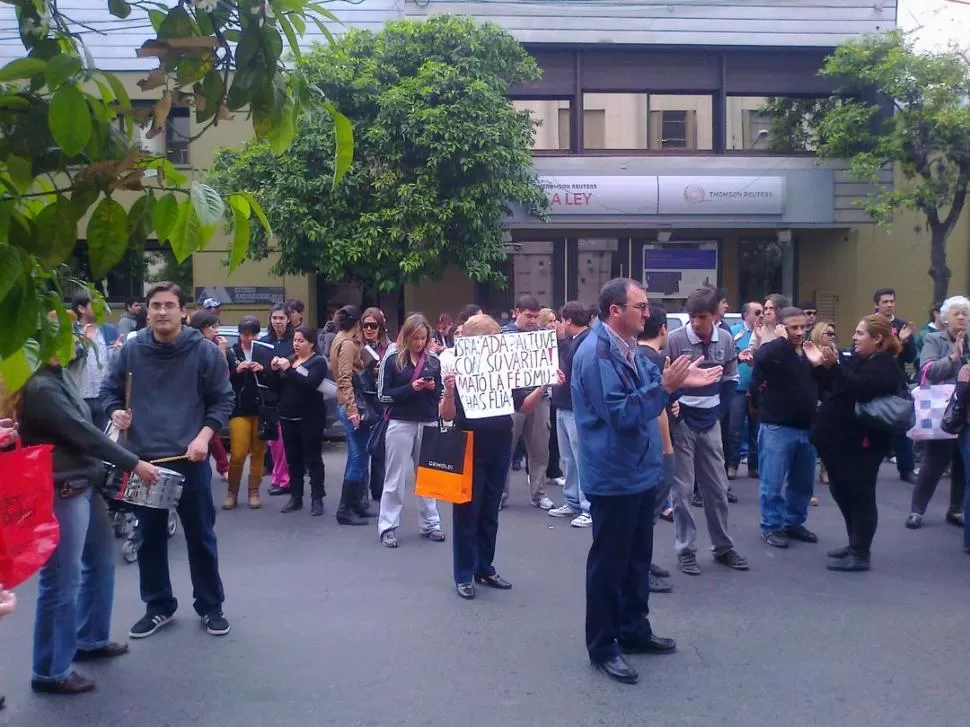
[854,366,916,436]
[366,351,426,456]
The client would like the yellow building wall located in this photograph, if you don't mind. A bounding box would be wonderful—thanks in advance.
[404,268,475,325]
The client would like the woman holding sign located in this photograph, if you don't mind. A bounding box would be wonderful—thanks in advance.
[441,315,561,599]
[376,314,446,548]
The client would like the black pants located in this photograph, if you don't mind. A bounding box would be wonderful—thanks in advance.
[453,439,511,584]
[911,439,965,515]
[819,444,882,557]
[369,451,386,501]
[893,433,916,476]
[138,461,224,617]
[546,406,562,479]
[586,488,656,663]
[281,417,325,501]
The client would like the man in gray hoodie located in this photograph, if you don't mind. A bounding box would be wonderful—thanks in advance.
[101,281,235,640]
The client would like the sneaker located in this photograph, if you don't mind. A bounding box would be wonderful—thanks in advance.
[129,612,174,639]
[761,530,790,549]
[726,467,738,481]
[549,504,580,518]
[549,477,566,488]
[201,612,231,636]
[532,496,554,511]
[726,488,738,504]
[570,512,592,528]
[678,552,701,576]
[714,549,750,571]
[648,573,673,593]
[905,512,923,530]
[784,524,819,543]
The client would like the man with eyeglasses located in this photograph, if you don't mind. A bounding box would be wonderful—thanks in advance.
[101,281,235,640]
[727,302,763,480]
[799,302,818,330]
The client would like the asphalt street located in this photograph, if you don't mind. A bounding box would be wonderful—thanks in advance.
[1,445,968,727]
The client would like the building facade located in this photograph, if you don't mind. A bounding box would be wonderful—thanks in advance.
[5,0,968,335]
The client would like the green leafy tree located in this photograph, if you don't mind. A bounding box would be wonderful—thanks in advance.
[0,0,352,392]
[782,30,970,301]
[208,15,547,297]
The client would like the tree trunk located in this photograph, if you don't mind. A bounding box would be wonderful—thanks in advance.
[928,223,951,304]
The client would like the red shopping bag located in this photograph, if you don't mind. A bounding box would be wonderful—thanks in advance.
[0,441,59,588]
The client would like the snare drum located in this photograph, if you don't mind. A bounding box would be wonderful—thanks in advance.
[102,464,184,510]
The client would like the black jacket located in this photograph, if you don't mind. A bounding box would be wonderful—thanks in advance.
[277,354,328,420]
[227,340,278,418]
[752,338,821,431]
[377,346,442,422]
[551,329,589,411]
[891,317,917,374]
[260,329,294,359]
[811,351,902,454]
[19,366,139,486]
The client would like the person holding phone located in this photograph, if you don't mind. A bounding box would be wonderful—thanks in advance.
[376,314,446,548]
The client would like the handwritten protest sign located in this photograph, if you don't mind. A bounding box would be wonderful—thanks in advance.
[453,330,560,419]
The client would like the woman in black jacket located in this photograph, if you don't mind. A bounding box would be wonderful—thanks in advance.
[9,363,158,694]
[261,303,293,495]
[225,316,278,510]
[271,325,329,517]
[810,314,903,572]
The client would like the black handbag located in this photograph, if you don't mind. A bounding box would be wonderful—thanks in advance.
[941,389,968,435]
[253,375,279,441]
[366,414,388,456]
[354,371,383,428]
[853,369,915,435]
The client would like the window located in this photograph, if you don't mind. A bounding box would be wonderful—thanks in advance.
[124,102,192,166]
[727,95,840,152]
[512,99,571,151]
[581,93,712,151]
[737,238,795,304]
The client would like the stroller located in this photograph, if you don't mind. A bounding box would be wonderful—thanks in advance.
[109,502,178,564]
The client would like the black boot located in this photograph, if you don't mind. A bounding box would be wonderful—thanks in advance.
[280,497,303,514]
[311,498,324,517]
[826,553,870,572]
[336,479,367,526]
[354,480,374,518]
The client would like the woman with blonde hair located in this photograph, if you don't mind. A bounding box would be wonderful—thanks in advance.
[376,313,445,548]
[809,321,838,492]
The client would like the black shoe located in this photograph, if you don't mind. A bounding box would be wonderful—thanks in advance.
[726,488,738,504]
[827,545,851,559]
[280,497,303,514]
[649,563,670,579]
[648,573,672,593]
[784,525,819,543]
[714,549,750,570]
[0,694,4,710]
[456,582,476,600]
[620,634,677,655]
[31,671,95,695]
[946,511,965,527]
[336,509,367,526]
[354,503,375,518]
[310,498,324,517]
[268,486,290,497]
[826,554,870,572]
[475,573,512,589]
[511,460,523,471]
[761,531,790,548]
[591,654,639,684]
[73,642,129,662]
[899,471,915,484]
[129,612,174,639]
[201,612,231,636]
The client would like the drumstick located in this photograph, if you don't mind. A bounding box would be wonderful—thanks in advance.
[149,455,190,465]
[123,371,133,442]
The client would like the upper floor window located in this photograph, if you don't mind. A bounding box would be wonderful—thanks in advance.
[582,93,713,151]
[727,95,840,152]
[512,99,571,151]
[122,102,192,166]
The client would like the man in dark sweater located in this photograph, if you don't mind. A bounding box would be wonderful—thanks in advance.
[874,288,917,482]
[101,281,235,640]
[752,306,826,548]
[548,301,592,527]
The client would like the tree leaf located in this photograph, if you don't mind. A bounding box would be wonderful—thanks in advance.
[53,295,76,365]
[44,54,82,90]
[0,274,39,358]
[127,193,155,243]
[239,191,271,235]
[0,245,25,303]
[86,197,128,278]
[35,196,79,265]
[158,7,197,41]
[169,199,204,262]
[322,102,354,186]
[108,0,132,19]
[152,192,179,242]
[228,192,250,219]
[197,69,223,123]
[0,339,41,394]
[228,205,250,272]
[0,58,47,83]
[190,181,225,225]
[269,99,296,155]
[49,84,92,156]
[7,155,33,193]
[278,15,302,62]
[149,9,167,32]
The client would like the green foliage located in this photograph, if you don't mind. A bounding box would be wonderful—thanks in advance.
[777,30,970,300]
[0,0,351,391]
[208,15,548,295]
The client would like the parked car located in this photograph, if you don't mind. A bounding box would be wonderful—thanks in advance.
[216,326,345,442]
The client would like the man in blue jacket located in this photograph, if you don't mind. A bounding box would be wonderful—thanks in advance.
[572,278,722,685]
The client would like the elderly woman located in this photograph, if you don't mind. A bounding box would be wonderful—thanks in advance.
[440,315,557,599]
[906,295,970,529]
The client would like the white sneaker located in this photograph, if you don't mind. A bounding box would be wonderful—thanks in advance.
[532,496,555,510]
[548,504,579,518]
[549,477,566,488]
[570,512,592,528]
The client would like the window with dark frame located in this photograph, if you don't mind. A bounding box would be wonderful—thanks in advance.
[659,110,688,149]
[120,102,192,166]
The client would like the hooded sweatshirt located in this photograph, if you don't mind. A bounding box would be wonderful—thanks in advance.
[101,326,234,460]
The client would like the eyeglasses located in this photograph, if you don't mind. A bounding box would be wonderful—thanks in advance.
[361,322,380,330]
[621,303,649,312]
[825,330,836,337]
[805,310,818,316]
[751,309,764,316]
[148,302,180,312]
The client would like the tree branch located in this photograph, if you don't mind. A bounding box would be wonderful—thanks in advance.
[941,172,970,234]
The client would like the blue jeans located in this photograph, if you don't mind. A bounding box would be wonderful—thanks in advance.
[138,461,224,618]
[556,409,589,514]
[758,424,816,533]
[339,405,372,482]
[959,430,970,551]
[33,488,114,682]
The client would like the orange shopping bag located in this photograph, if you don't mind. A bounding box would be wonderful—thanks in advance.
[415,426,473,504]
[0,440,60,588]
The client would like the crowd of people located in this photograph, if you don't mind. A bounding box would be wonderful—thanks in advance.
[2,277,970,702]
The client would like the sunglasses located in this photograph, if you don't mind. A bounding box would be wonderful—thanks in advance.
[362,322,380,330]
[805,310,818,316]
[752,309,764,316]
